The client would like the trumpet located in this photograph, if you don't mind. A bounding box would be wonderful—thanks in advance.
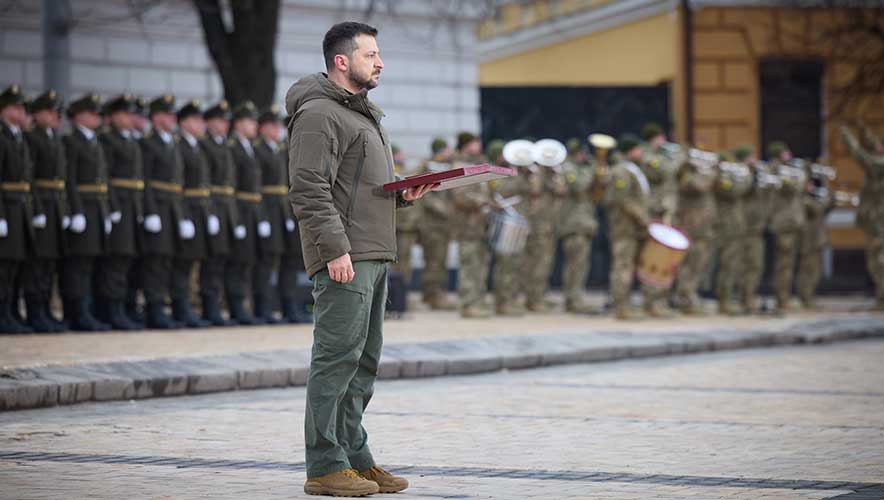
[589,133,616,201]
[834,190,860,207]
[718,161,751,179]
[661,141,683,157]
[810,163,837,182]
[687,148,718,175]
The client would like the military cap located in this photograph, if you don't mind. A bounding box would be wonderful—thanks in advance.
[767,141,789,159]
[430,137,447,154]
[232,100,258,122]
[718,150,732,162]
[733,144,753,162]
[67,93,102,118]
[204,99,231,121]
[105,94,137,115]
[565,137,583,154]
[149,94,176,115]
[258,103,283,124]
[456,131,478,151]
[486,139,505,161]
[641,122,664,141]
[177,99,202,121]
[0,84,25,110]
[134,96,148,117]
[618,133,641,153]
[29,89,63,113]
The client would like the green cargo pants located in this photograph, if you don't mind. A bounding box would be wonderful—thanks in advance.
[305,260,387,478]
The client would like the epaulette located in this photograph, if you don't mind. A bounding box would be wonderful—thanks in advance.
[227,139,236,146]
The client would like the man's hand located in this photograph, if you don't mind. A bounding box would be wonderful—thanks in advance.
[327,253,354,283]
[401,183,439,202]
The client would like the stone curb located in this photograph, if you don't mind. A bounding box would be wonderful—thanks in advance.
[1,316,882,411]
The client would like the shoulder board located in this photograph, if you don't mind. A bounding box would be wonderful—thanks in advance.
[226,139,236,146]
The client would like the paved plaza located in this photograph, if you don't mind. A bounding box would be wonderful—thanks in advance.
[1,338,882,499]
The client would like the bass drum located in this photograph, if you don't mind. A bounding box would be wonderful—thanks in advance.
[487,211,530,255]
[637,222,690,290]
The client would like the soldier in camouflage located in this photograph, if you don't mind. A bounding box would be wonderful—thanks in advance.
[841,124,884,311]
[734,146,775,314]
[391,144,421,312]
[417,138,456,311]
[767,141,805,314]
[713,151,753,315]
[796,167,835,310]
[557,138,597,314]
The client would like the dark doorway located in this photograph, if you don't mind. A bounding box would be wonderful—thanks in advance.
[759,59,823,160]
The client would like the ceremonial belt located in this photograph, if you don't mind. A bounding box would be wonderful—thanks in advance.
[236,191,262,203]
[184,188,211,198]
[111,178,145,190]
[77,183,108,194]
[210,185,235,196]
[149,180,183,194]
[1,182,31,192]
[261,184,288,196]
[34,179,65,190]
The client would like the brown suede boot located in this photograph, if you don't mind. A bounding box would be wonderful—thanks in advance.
[304,468,379,497]
[359,466,409,494]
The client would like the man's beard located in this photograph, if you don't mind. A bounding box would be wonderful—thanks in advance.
[348,67,379,91]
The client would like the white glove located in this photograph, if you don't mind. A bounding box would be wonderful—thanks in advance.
[62,215,70,230]
[285,218,296,232]
[0,219,7,238]
[70,214,87,234]
[144,214,162,233]
[179,219,196,240]
[234,225,247,240]
[207,214,220,236]
[32,214,47,229]
[104,217,112,235]
[257,220,271,238]
[110,211,122,224]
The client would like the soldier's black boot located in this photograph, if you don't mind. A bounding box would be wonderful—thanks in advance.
[201,295,234,327]
[126,290,145,325]
[253,295,280,325]
[25,301,56,333]
[107,301,141,331]
[228,297,257,325]
[68,299,110,332]
[0,301,32,334]
[146,302,179,329]
[172,298,210,328]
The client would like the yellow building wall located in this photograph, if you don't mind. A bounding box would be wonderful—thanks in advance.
[689,6,884,247]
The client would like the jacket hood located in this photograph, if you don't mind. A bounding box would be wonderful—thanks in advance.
[285,73,383,122]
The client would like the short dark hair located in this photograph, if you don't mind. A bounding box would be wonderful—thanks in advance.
[323,22,378,70]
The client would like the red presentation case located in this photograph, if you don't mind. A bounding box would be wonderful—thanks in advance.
[382,164,516,193]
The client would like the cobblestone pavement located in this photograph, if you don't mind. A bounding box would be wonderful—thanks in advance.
[1,339,882,499]
[0,294,874,369]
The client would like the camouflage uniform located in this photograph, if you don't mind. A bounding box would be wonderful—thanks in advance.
[417,156,455,309]
[603,159,650,318]
[841,125,884,309]
[491,167,536,315]
[713,162,753,314]
[392,170,421,283]
[769,159,806,312]
[796,186,834,308]
[673,156,717,314]
[523,165,566,312]
[557,157,597,313]
[739,162,777,313]
[638,144,682,316]
[451,153,492,317]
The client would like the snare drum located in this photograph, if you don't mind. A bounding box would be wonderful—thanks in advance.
[488,211,530,255]
[637,222,690,289]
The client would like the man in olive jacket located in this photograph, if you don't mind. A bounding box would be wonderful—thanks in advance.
[287,22,433,498]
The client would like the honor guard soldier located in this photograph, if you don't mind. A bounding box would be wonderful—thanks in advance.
[256,105,304,323]
[62,94,111,331]
[21,89,67,332]
[418,138,457,310]
[132,97,149,139]
[172,100,211,328]
[125,96,150,321]
[603,134,651,320]
[140,94,186,329]
[198,100,237,326]
[227,100,269,325]
[96,94,144,330]
[0,85,36,333]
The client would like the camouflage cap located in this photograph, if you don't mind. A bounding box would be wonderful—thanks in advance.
[203,99,231,121]
[258,103,282,124]
[618,133,641,153]
[231,100,258,122]
[0,84,25,111]
[456,131,478,151]
[67,93,102,118]
[732,144,753,162]
[718,150,732,162]
[486,139,505,161]
[431,137,447,154]
[177,99,202,121]
[149,94,176,115]
[565,137,583,154]
[767,141,789,159]
[29,89,63,113]
[641,122,664,141]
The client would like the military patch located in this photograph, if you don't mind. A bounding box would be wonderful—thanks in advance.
[615,178,626,189]
[566,174,576,183]
[721,179,732,189]
[650,159,659,168]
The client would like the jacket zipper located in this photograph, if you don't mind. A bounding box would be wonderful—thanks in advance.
[346,137,367,226]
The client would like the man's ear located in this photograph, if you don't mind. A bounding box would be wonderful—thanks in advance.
[334,54,348,72]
